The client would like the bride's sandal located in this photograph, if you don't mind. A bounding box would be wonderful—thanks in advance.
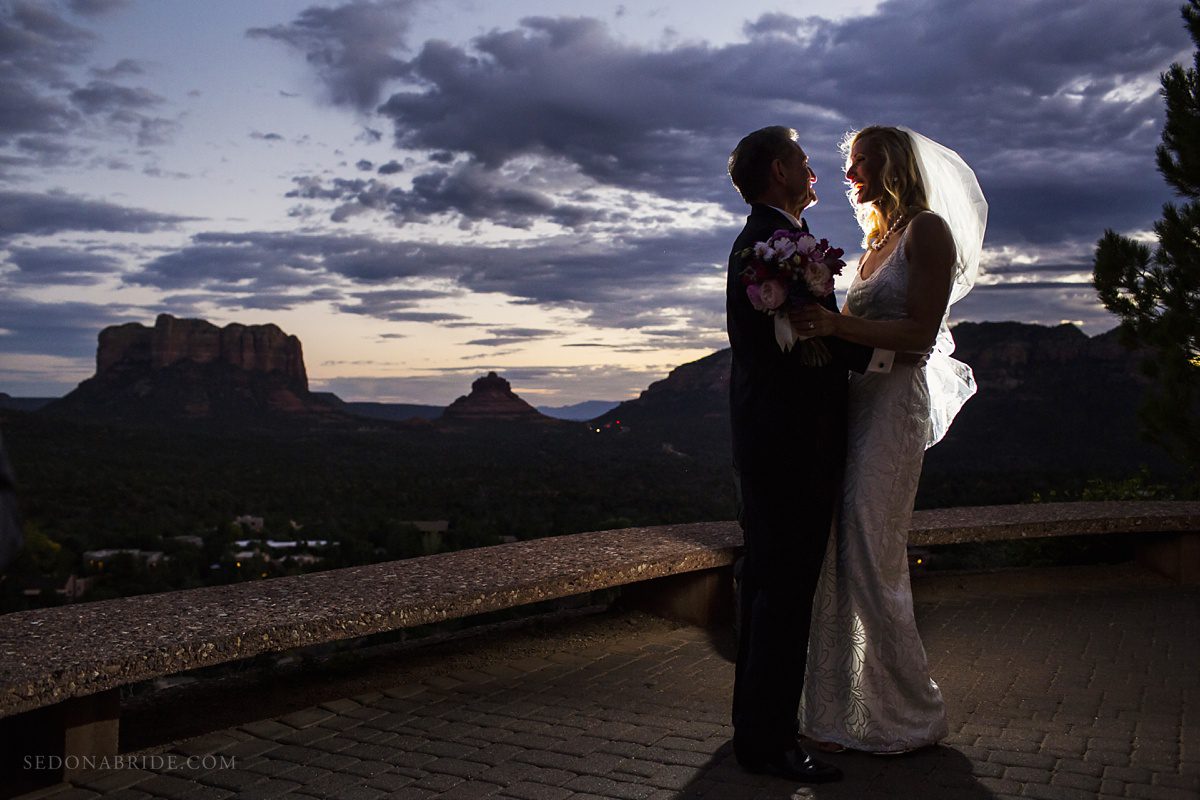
[811,741,847,754]
[870,745,922,757]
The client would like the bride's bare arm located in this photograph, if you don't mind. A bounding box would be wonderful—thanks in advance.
[790,212,955,352]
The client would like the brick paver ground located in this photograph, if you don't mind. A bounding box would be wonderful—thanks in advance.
[16,563,1200,800]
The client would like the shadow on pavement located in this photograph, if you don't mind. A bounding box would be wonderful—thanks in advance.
[675,740,1000,798]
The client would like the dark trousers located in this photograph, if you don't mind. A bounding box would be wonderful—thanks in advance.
[731,467,837,759]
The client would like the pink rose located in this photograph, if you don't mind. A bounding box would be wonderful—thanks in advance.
[757,278,788,310]
[746,284,765,310]
[803,263,834,297]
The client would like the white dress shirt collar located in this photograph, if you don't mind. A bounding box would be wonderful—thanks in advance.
[767,205,804,229]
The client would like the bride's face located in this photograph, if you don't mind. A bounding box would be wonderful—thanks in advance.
[845,139,882,205]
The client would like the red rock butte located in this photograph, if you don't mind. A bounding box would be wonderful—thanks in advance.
[441,372,546,422]
[98,313,307,386]
[43,313,337,423]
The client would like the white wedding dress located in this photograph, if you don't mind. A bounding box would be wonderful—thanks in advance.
[799,225,950,751]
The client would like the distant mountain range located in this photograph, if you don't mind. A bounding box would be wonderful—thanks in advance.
[311,396,442,422]
[0,395,53,413]
[0,314,627,426]
[1,314,1177,499]
[536,400,621,421]
[0,390,617,423]
[588,321,1175,504]
[25,315,573,429]
[309,395,617,422]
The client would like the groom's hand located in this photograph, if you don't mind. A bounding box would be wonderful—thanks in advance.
[789,303,839,338]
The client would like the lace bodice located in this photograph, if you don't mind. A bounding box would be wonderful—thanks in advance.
[846,227,912,322]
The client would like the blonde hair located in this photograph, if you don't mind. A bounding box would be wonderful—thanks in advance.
[841,126,930,249]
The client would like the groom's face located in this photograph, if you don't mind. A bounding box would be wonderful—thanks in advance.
[780,143,817,214]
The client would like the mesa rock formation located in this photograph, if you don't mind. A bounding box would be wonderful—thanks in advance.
[96,314,308,381]
[44,314,340,425]
[441,372,547,422]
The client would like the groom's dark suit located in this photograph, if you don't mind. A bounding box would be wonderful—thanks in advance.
[728,204,872,761]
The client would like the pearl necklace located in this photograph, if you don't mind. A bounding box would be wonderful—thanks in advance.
[870,213,908,252]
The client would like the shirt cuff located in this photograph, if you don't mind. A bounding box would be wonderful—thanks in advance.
[866,348,895,373]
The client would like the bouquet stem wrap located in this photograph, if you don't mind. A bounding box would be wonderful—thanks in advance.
[774,314,831,364]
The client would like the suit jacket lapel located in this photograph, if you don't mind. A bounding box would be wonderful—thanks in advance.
[748,203,810,234]
[749,203,793,232]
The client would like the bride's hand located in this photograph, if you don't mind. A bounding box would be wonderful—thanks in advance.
[789,302,839,337]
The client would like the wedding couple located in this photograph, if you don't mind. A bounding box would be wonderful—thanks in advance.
[726,125,986,782]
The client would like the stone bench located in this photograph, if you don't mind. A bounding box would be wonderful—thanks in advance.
[1,501,1197,784]
[0,522,742,783]
[907,500,1200,582]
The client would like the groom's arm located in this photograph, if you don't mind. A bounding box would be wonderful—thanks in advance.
[823,337,892,374]
[814,292,893,374]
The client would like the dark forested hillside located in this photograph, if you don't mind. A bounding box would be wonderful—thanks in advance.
[0,321,1181,611]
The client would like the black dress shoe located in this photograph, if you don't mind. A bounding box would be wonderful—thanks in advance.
[739,744,843,783]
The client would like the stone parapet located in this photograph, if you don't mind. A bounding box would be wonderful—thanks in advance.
[0,521,740,720]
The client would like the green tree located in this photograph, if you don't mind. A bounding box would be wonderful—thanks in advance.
[1094,0,1200,481]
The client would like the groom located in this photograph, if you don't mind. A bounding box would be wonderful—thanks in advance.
[726,126,887,782]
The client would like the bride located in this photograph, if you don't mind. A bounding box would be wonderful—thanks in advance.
[790,126,987,753]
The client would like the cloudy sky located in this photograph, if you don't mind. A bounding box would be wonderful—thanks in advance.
[0,0,1191,405]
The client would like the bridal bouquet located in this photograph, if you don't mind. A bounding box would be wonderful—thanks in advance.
[737,229,845,362]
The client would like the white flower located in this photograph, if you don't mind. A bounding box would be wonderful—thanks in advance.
[773,238,797,260]
[796,234,822,260]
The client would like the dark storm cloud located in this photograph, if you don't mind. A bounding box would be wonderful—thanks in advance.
[0,3,90,150]
[3,245,121,285]
[0,2,94,83]
[377,16,737,204]
[330,0,1185,251]
[287,163,613,228]
[0,78,78,141]
[0,294,138,358]
[231,287,345,312]
[287,174,377,202]
[337,283,465,322]
[69,79,162,114]
[67,0,131,16]
[953,282,1114,332]
[120,0,1187,340]
[160,287,346,312]
[342,306,464,323]
[125,223,733,337]
[246,0,419,110]
[129,231,465,305]
[91,58,143,78]
[135,116,178,146]
[15,135,73,160]
[0,3,178,169]
[465,327,555,347]
[0,190,188,239]
[130,231,339,294]
[65,80,177,147]
[385,162,601,228]
[981,262,1090,276]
